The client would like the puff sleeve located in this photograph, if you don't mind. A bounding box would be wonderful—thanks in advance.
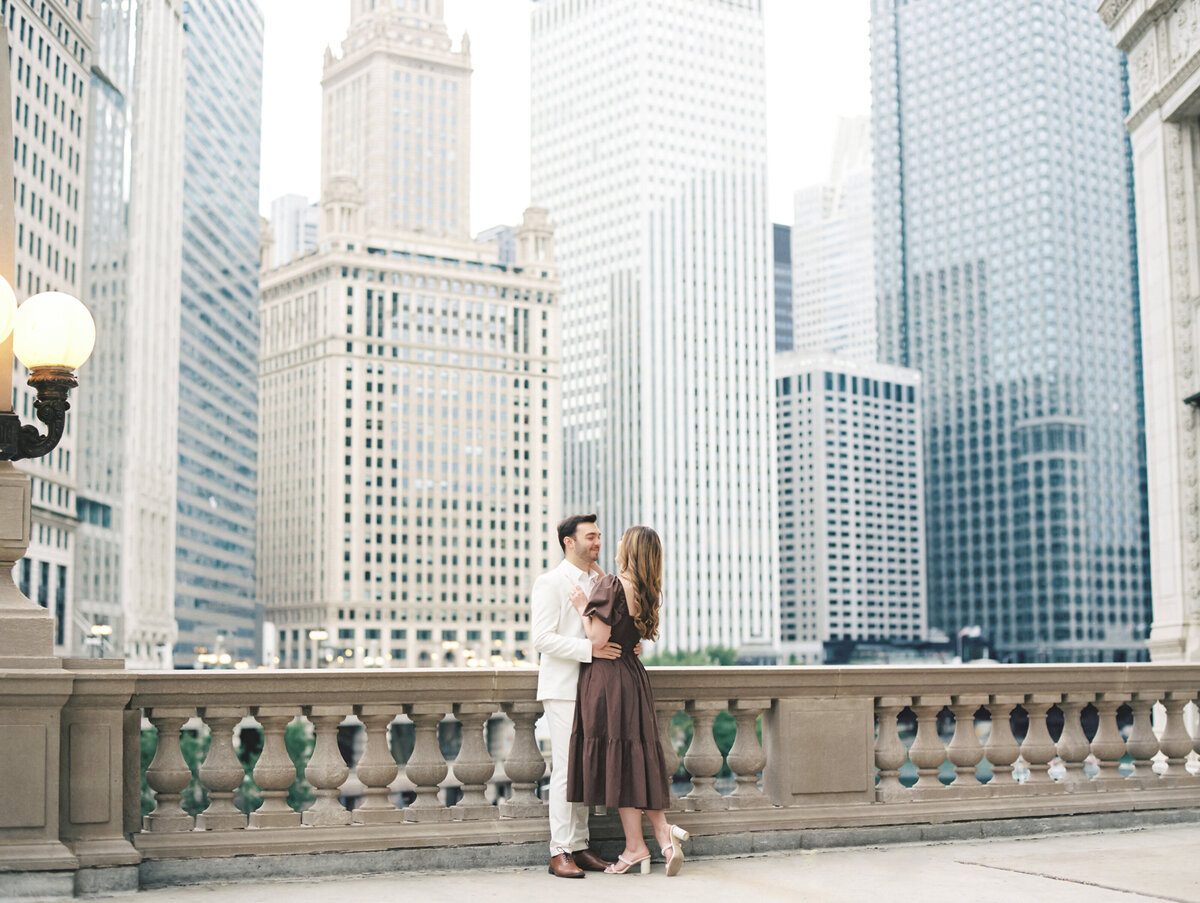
[584,574,624,626]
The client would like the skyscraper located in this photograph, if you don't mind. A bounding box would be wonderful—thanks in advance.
[531,0,777,655]
[270,194,319,268]
[5,0,95,654]
[872,0,1151,662]
[775,354,925,664]
[76,0,185,669]
[174,0,263,668]
[792,116,875,363]
[258,0,562,669]
[773,223,793,353]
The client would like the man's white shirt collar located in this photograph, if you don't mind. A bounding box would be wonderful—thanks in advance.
[560,558,596,588]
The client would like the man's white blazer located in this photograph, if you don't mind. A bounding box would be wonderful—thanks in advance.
[531,559,592,701]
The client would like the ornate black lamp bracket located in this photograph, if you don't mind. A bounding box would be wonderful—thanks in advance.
[1185,390,1200,410]
[0,367,77,461]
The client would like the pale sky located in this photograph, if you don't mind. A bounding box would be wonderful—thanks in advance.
[257,0,870,229]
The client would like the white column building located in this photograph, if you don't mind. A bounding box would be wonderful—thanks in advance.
[530,0,777,656]
[258,1,562,669]
[791,116,875,363]
[1101,0,1200,661]
[775,353,926,663]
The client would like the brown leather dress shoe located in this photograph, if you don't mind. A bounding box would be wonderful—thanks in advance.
[572,848,612,872]
[548,852,585,878]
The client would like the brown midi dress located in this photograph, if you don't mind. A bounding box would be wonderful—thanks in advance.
[565,574,671,810]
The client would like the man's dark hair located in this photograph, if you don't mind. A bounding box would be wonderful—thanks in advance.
[557,514,598,553]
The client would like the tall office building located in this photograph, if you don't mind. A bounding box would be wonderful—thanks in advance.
[775,354,925,663]
[174,0,263,668]
[75,0,185,668]
[4,0,95,654]
[258,0,562,669]
[773,223,793,353]
[792,116,875,363]
[531,0,777,655]
[270,193,319,268]
[872,0,1150,662]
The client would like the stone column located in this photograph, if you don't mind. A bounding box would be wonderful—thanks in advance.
[946,696,987,790]
[352,706,402,825]
[451,703,498,821]
[907,697,948,793]
[1019,696,1061,792]
[302,707,351,826]
[984,695,1022,791]
[1055,694,1094,791]
[498,702,546,818]
[874,698,909,801]
[196,707,248,830]
[1090,693,1130,790]
[248,707,301,829]
[403,704,452,823]
[681,700,729,811]
[1125,693,1161,787]
[655,699,683,809]
[142,707,195,833]
[725,698,771,809]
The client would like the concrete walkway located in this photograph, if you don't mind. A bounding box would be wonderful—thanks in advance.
[126,824,1200,903]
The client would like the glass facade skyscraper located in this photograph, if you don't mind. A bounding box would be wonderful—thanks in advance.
[174,0,263,667]
[774,223,793,353]
[872,0,1151,662]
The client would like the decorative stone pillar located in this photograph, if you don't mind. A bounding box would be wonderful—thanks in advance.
[352,706,402,825]
[196,707,248,830]
[874,697,910,801]
[1125,693,1161,787]
[403,704,452,823]
[1019,695,1061,791]
[1055,694,1093,791]
[725,698,771,808]
[984,696,1022,791]
[655,699,683,809]
[451,703,498,821]
[248,707,301,828]
[302,707,351,826]
[498,702,546,818]
[1158,692,1195,782]
[1090,693,1131,790]
[142,707,195,833]
[907,697,948,792]
[946,696,987,789]
[681,700,730,811]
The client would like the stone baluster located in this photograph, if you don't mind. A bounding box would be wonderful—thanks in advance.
[655,699,683,808]
[1090,693,1130,790]
[498,702,547,817]
[874,697,910,801]
[352,706,402,824]
[1193,693,1200,773]
[143,707,196,833]
[1158,692,1195,782]
[402,704,453,823]
[907,697,949,792]
[946,696,987,789]
[249,707,301,828]
[302,707,352,826]
[1019,695,1060,790]
[681,700,730,811]
[196,707,248,830]
[1125,693,1161,787]
[983,696,1022,790]
[451,703,498,821]
[726,698,772,808]
[1055,694,1093,791]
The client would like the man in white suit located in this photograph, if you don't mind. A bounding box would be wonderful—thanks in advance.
[532,514,622,878]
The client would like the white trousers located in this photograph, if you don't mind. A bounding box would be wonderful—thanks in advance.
[542,699,589,855]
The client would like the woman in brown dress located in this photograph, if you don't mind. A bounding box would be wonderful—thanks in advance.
[565,525,690,876]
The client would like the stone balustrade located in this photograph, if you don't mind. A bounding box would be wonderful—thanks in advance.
[8,661,1200,896]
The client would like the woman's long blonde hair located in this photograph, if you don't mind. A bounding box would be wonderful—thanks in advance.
[616,526,662,641]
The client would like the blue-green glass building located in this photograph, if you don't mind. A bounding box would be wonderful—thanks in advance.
[871,0,1150,662]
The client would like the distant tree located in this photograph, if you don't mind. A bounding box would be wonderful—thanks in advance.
[643,645,738,667]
